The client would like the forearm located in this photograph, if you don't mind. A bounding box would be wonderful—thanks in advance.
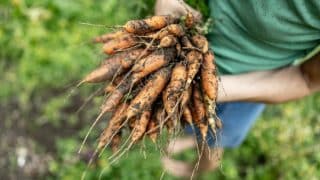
[217,66,316,104]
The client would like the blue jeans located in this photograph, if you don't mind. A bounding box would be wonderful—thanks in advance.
[185,102,265,148]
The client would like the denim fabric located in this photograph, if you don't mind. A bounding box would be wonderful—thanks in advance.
[185,102,265,148]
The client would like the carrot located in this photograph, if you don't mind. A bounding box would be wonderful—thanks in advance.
[100,77,133,114]
[203,94,217,135]
[147,116,158,143]
[145,24,185,39]
[191,34,209,53]
[181,36,194,49]
[185,12,194,29]
[79,58,122,85]
[79,48,147,86]
[120,48,151,69]
[97,103,128,151]
[201,51,218,100]
[101,48,165,113]
[185,50,203,88]
[154,105,166,132]
[111,133,122,153]
[166,24,185,37]
[182,106,193,125]
[100,47,174,114]
[93,30,127,43]
[131,47,176,78]
[132,109,151,142]
[125,67,172,120]
[163,63,187,116]
[176,43,181,56]
[103,34,137,55]
[104,75,124,93]
[124,15,178,34]
[181,86,192,109]
[192,83,208,140]
[159,35,178,48]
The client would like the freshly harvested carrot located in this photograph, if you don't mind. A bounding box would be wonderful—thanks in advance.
[192,83,208,140]
[185,12,194,29]
[181,36,194,49]
[126,67,172,120]
[120,48,151,69]
[185,50,203,88]
[79,48,149,86]
[101,48,175,114]
[111,133,122,153]
[203,94,217,135]
[201,51,218,100]
[132,110,151,142]
[159,35,178,48]
[176,43,181,56]
[93,30,127,43]
[182,106,193,125]
[131,47,176,73]
[79,59,122,85]
[181,86,192,108]
[163,63,187,116]
[124,15,178,34]
[145,24,185,39]
[191,34,209,53]
[147,117,158,143]
[98,103,128,151]
[155,105,166,131]
[100,77,133,114]
[103,35,137,55]
[104,75,124,93]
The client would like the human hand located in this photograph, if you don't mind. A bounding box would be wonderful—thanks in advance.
[155,0,202,21]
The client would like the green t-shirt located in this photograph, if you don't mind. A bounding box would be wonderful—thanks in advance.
[208,0,320,75]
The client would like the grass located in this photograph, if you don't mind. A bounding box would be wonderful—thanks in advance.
[0,0,319,179]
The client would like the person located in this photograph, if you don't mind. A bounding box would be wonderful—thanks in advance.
[155,0,320,177]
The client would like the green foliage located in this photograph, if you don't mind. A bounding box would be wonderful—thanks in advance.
[1,0,319,179]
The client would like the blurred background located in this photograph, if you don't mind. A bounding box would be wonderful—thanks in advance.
[0,0,319,179]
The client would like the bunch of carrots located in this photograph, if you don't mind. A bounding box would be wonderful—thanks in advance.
[78,13,221,162]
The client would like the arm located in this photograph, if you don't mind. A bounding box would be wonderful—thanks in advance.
[217,53,320,104]
[155,0,320,104]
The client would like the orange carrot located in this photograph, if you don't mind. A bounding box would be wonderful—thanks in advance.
[93,30,127,43]
[159,35,178,48]
[147,116,158,143]
[98,103,128,151]
[163,63,187,116]
[182,106,193,125]
[132,109,151,142]
[181,86,192,108]
[111,133,122,153]
[185,12,194,28]
[192,83,208,140]
[103,35,137,55]
[201,51,218,100]
[145,24,185,39]
[124,15,178,34]
[185,50,203,88]
[181,36,194,49]
[104,75,124,93]
[191,34,209,53]
[126,67,172,120]
[131,47,176,73]
[176,43,182,56]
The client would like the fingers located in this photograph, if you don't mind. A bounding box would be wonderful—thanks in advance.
[155,0,202,22]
